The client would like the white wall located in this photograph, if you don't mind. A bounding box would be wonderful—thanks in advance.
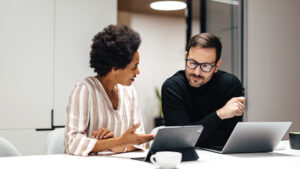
[0,0,116,155]
[245,0,300,135]
[123,12,186,132]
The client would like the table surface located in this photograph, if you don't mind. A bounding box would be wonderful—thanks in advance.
[1,141,299,169]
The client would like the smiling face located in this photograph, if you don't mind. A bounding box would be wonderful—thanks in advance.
[185,47,221,88]
[114,51,140,86]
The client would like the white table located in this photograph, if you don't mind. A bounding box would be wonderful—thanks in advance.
[0,141,299,169]
[181,141,300,169]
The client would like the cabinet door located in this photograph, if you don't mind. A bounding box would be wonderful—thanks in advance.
[54,0,117,126]
[0,0,53,129]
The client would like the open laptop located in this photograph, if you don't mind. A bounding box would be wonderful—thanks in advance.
[199,122,292,154]
[132,125,203,162]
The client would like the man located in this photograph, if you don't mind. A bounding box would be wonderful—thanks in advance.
[161,33,245,147]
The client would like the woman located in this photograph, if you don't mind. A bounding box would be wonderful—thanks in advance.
[65,25,154,156]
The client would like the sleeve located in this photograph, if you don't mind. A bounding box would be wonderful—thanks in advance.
[131,86,146,150]
[201,77,244,146]
[161,79,222,143]
[65,83,97,156]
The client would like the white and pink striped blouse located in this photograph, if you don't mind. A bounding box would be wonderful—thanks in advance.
[65,76,145,156]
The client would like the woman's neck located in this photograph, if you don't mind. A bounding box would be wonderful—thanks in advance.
[97,75,116,95]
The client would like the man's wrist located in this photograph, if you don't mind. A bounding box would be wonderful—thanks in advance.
[216,109,225,120]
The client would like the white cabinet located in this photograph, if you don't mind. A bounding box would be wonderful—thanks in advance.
[54,0,117,126]
[0,0,54,129]
[0,0,116,155]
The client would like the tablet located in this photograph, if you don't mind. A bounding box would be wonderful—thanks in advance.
[133,125,203,162]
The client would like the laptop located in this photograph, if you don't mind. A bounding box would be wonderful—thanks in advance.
[132,125,203,162]
[199,122,292,154]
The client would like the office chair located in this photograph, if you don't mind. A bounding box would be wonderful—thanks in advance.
[0,137,21,157]
[44,128,65,154]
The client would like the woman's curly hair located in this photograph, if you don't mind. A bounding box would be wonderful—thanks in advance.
[90,24,141,77]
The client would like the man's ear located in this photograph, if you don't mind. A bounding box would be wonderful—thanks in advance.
[215,59,222,73]
[185,51,188,59]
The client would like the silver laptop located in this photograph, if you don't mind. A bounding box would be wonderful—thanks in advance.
[132,125,203,162]
[200,122,291,154]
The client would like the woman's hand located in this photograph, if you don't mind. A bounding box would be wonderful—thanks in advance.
[92,128,114,140]
[110,145,125,153]
[110,145,137,153]
[120,123,155,145]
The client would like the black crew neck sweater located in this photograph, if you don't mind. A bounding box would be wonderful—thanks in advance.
[161,70,244,147]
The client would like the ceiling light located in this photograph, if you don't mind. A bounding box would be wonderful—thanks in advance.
[150,1,187,11]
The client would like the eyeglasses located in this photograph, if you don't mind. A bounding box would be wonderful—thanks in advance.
[185,58,216,73]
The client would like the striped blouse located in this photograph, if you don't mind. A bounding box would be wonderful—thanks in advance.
[65,76,145,156]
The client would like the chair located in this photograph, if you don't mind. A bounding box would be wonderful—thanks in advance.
[44,128,65,154]
[0,137,21,157]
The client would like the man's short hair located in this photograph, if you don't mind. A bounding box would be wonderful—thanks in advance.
[187,33,222,62]
[90,24,141,77]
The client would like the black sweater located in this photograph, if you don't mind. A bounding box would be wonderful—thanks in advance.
[161,70,244,147]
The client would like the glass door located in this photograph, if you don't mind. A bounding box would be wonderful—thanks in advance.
[187,0,243,82]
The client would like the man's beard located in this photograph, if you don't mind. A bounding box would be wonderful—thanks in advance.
[190,73,204,79]
[188,73,205,87]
